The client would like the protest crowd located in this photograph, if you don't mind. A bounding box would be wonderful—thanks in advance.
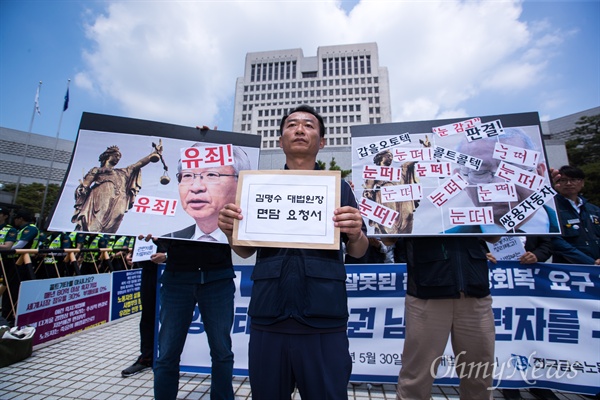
[0,215,136,326]
[1,106,599,400]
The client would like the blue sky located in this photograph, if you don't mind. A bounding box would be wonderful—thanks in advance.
[1,0,598,143]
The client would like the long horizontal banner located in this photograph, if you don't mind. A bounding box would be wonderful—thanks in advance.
[351,112,561,237]
[48,113,260,243]
[171,262,599,395]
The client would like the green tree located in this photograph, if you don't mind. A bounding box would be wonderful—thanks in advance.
[2,182,61,224]
[564,114,600,205]
[317,157,352,179]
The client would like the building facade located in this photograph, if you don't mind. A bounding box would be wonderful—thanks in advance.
[0,127,73,206]
[232,43,392,152]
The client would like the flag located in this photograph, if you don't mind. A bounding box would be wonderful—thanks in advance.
[34,86,41,114]
[63,88,69,111]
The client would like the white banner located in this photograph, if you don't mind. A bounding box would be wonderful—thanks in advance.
[160,262,600,395]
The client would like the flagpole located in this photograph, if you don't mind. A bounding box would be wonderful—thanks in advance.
[14,81,42,205]
[40,79,70,228]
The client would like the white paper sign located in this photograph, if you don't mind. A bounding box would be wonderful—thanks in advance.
[489,236,526,261]
[132,239,157,262]
[233,170,341,250]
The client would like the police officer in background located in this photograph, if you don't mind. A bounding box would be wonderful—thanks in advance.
[552,165,600,265]
[1,209,39,324]
[80,233,108,275]
[0,207,17,250]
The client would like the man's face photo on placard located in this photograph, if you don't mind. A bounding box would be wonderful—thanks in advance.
[454,127,550,231]
[177,165,238,233]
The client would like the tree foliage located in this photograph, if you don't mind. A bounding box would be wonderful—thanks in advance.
[317,157,352,178]
[564,114,600,205]
[1,182,61,225]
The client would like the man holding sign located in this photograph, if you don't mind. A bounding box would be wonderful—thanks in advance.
[219,105,368,399]
[150,139,252,399]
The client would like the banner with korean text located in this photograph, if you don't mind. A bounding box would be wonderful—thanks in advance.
[47,112,260,243]
[171,262,599,396]
[351,112,560,237]
[15,269,142,345]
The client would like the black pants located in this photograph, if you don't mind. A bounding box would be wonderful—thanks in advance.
[248,327,352,400]
[138,261,158,361]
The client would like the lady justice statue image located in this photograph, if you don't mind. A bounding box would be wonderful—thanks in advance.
[72,140,168,233]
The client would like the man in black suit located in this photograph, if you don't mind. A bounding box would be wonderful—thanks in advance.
[164,145,251,243]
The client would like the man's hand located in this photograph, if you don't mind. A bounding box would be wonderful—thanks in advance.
[333,206,363,240]
[139,234,156,242]
[519,251,538,264]
[486,252,497,264]
[218,203,256,259]
[550,168,562,190]
[334,206,368,259]
[150,252,167,264]
[218,204,243,238]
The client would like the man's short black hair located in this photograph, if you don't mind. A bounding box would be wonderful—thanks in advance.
[558,165,585,180]
[14,209,34,222]
[279,105,326,137]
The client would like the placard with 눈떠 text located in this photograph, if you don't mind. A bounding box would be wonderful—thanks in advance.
[232,170,341,249]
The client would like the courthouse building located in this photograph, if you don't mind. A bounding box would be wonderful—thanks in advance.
[232,43,392,170]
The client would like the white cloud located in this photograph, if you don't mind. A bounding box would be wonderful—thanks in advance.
[77,0,565,127]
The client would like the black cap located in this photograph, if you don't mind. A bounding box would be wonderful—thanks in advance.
[0,207,10,216]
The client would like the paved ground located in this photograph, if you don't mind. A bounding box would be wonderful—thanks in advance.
[0,314,593,399]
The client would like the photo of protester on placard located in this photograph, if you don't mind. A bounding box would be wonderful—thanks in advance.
[351,112,560,237]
